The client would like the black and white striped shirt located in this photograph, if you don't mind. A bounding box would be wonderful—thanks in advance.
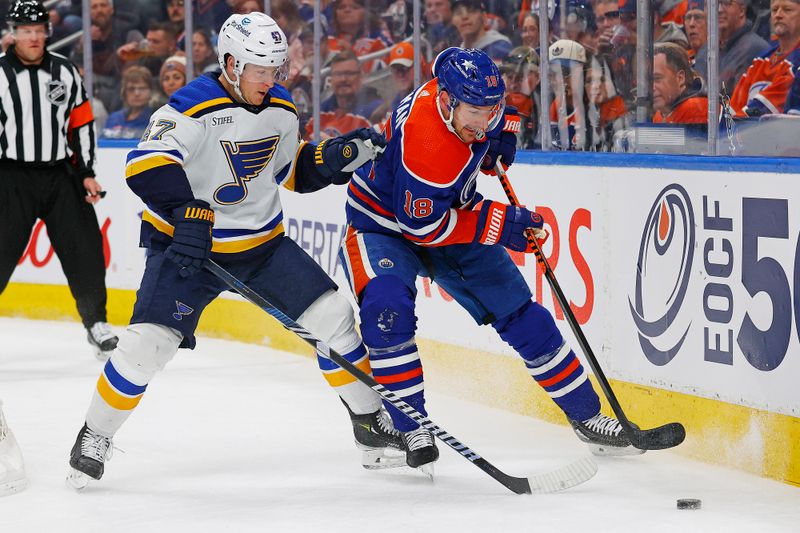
[0,45,95,177]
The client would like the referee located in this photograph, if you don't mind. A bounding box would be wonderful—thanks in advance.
[0,0,118,359]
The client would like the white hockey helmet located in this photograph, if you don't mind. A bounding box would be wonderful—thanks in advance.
[217,12,289,100]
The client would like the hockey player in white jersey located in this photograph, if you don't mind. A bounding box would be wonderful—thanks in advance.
[67,12,402,489]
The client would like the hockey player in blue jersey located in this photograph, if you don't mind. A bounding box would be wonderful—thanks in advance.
[340,47,642,469]
[67,12,404,488]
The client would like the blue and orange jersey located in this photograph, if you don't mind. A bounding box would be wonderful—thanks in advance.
[730,42,800,116]
[345,79,494,246]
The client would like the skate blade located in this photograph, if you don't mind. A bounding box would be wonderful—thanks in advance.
[415,462,435,480]
[361,448,407,470]
[0,476,28,496]
[66,468,92,491]
[587,443,647,457]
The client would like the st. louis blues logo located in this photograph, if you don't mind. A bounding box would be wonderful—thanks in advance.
[214,136,280,205]
[628,184,695,366]
[173,300,194,321]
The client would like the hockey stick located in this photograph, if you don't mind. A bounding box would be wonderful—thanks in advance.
[495,161,685,451]
[205,259,597,495]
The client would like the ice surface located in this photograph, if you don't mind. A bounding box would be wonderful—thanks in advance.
[1,318,797,532]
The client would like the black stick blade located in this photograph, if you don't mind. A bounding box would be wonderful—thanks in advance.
[630,422,686,450]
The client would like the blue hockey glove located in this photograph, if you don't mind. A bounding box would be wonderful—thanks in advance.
[314,128,387,183]
[474,201,545,253]
[164,200,214,277]
[481,108,520,175]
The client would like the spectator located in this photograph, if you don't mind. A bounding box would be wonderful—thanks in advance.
[230,0,264,13]
[122,21,178,79]
[152,54,186,109]
[70,0,144,113]
[103,66,154,139]
[501,46,540,148]
[684,0,708,62]
[652,42,708,123]
[549,39,589,150]
[271,0,307,85]
[584,53,628,149]
[658,0,688,25]
[194,0,231,29]
[595,0,621,55]
[520,12,540,50]
[564,3,598,53]
[328,0,392,73]
[696,0,769,92]
[451,0,511,62]
[191,27,218,75]
[730,0,800,116]
[165,0,186,39]
[304,49,382,139]
[369,41,420,124]
[424,0,459,54]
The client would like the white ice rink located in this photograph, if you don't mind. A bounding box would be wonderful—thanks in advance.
[1,317,798,532]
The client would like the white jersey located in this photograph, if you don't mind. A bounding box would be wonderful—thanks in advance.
[124,73,304,255]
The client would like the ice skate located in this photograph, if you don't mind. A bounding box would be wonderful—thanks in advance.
[402,427,438,477]
[0,404,27,496]
[67,423,113,490]
[87,322,118,361]
[570,413,646,456]
[344,402,406,469]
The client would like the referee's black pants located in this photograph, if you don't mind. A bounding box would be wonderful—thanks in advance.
[0,159,108,328]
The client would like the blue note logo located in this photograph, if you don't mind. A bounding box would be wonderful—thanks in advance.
[214,136,280,205]
[628,184,695,366]
[173,300,194,321]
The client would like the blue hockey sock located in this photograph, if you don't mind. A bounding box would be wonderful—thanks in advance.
[493,300,600,422]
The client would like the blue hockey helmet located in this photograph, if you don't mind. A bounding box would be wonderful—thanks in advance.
[432,47,506,136]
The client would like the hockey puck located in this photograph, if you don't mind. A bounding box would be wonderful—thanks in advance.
[677,498,702,510]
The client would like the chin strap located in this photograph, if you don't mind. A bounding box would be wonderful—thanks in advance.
[221,67,251,105]
[436,91,487,143]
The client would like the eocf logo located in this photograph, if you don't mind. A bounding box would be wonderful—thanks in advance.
[628,184,695,366]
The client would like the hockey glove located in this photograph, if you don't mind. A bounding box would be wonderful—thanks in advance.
[481,108,521,175]
[474,201,546,253]
[314,128,387,183]
[164,200,214,277]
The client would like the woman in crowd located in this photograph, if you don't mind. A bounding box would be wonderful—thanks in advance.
[102,66,154,139]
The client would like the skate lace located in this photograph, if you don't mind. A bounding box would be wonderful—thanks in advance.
[583,414,622,437]
[404,428,434,452]
[81,428,113,463]
[89,322,116,344]
[376,409,401,437]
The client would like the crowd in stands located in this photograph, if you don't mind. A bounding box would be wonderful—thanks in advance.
[0,0,798,154]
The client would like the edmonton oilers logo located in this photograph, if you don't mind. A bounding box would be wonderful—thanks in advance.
[628,184,695,366]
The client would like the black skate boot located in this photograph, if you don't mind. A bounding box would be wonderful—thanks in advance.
[67,423,113,490]
[87,322,118,361]
[402,427,439,472]
[570,413,645,456]
[343,401,406,469]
